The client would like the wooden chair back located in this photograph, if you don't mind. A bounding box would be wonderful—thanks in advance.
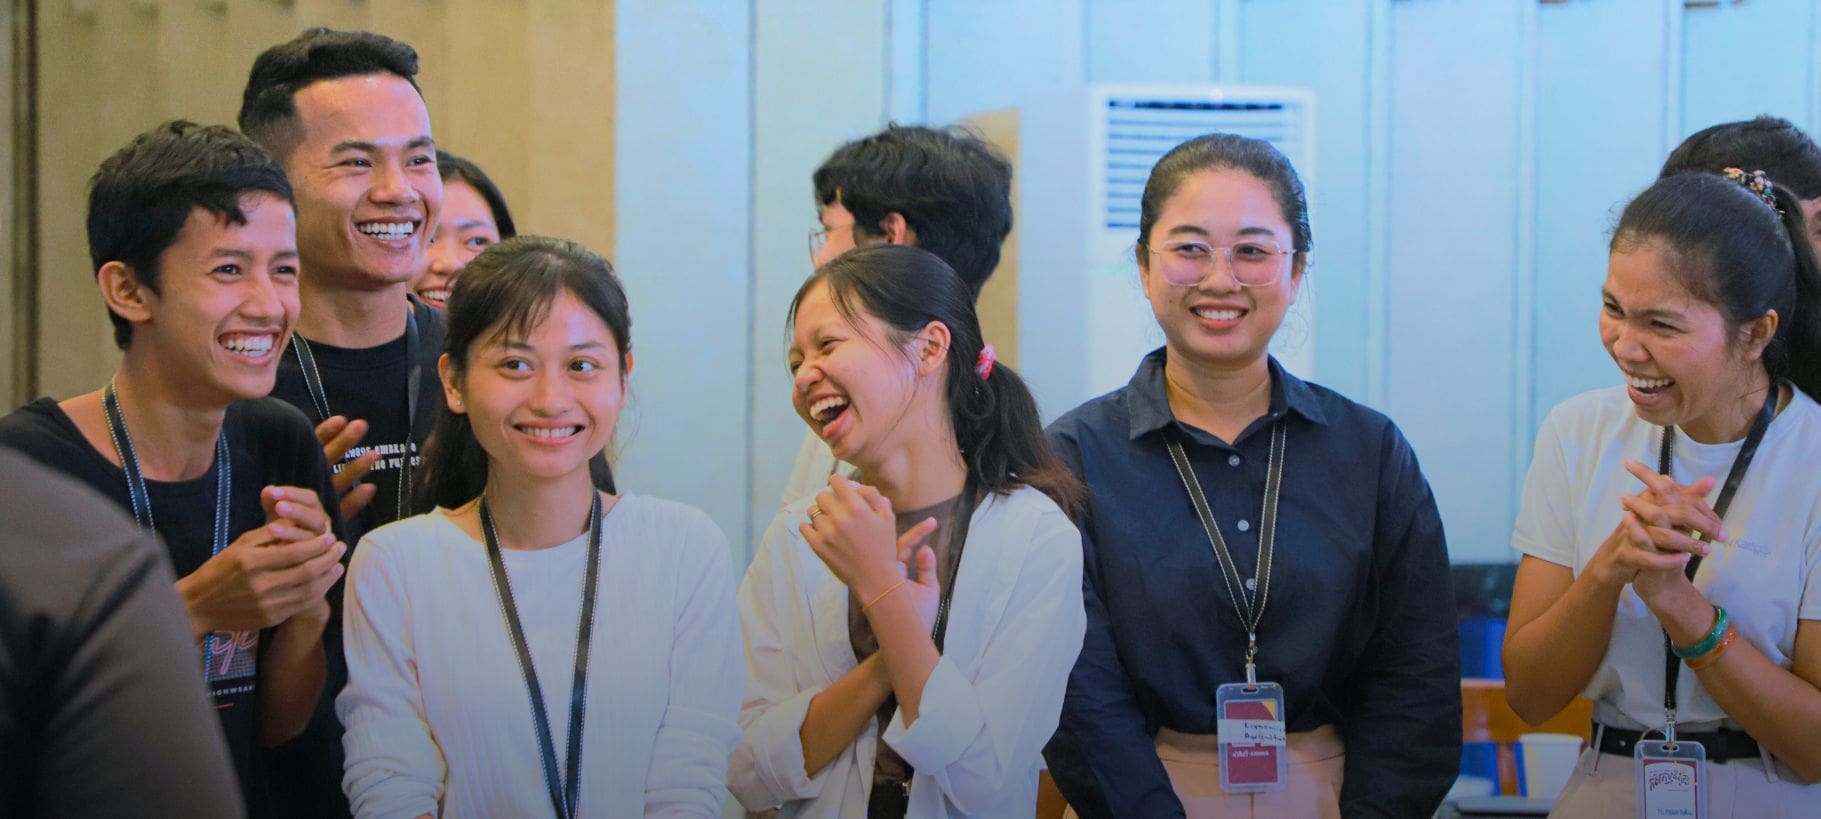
[1461,677,1593,795]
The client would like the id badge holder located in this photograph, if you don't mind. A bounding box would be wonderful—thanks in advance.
[1634,737,1707,819]
[1215,681,1287,792]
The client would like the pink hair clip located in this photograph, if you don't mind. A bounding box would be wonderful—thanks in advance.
[975,344,996,380]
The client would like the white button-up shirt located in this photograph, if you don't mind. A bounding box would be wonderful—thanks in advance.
[730,485,1085,818]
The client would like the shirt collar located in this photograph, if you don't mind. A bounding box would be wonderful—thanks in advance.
[1123,347,1329,442]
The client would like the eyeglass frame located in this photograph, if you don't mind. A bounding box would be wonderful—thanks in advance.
[807,221,859,264]
[1139,238,1299,287]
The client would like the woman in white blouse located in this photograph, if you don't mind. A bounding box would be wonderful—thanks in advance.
[1504,171,1821,815]
[337,236,743,818]
[730,245,1087,818]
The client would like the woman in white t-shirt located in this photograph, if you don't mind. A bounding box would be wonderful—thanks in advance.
[336,237,742,818]
[1504,170,1821,816]
[729,245,1086,818]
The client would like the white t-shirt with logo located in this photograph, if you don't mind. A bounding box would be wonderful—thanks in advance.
[1513,385,1821,730]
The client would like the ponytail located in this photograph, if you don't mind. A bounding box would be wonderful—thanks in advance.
[791,244,1084,518]
[953,358,1084,518]
[1769,185,1821,400]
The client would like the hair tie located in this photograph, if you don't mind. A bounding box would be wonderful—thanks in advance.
[1723,167,1780,212]
[975,344,996,380]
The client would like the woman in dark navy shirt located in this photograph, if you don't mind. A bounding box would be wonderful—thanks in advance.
[1042,133,1461,819]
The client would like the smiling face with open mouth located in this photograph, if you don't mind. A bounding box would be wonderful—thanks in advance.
[286,72,443,292]
[413,179,501,309]
[1140,168,1303,372]
[787,281,928,467]
[446,290,626,485]
[1601,242,1774,441]
[128,193,300,404]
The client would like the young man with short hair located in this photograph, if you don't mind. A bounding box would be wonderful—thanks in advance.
[0,120,345,816]
[783,124,1015,503]
[239,28,447,542]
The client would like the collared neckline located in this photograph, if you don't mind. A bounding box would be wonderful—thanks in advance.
[1123,347,1329,445]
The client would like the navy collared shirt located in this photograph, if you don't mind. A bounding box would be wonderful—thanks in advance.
[1042,349,1461,819]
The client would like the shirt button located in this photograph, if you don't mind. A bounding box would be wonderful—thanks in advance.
[1228,454,1242,467]
[1237,519,1251,532]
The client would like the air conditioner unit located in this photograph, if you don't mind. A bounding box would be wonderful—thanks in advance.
[985,84,1318,421]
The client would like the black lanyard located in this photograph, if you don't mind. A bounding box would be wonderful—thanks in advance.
[103,379,232,656]
[1655,385,1778,729]
[480,492,603,819]
[1166,422,1286,684]
[1172,422,1289,684]
[929,473,980,653]
[103,378,231,545]
[291,299,422,521]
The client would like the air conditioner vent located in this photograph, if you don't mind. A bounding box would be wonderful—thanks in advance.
[1102,96,1309,229]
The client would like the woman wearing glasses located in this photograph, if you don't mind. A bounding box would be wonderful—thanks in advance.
[1042,134,1461,819]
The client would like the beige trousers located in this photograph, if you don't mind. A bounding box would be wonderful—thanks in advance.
[1550,746,1819,818]
[1065,726,1345,819]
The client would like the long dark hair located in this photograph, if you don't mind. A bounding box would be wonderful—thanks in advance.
[437,149,517,238]
[421,236,632,508]
[788,244,1083,516]
[1613,172,1821,401]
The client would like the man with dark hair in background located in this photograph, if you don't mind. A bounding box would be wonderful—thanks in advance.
[1661,115,1821,255]
[239,28,446,816]
[781,123,1015,503]
[0,120,346,817]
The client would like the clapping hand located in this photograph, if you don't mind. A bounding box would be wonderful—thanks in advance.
[799,474,941,628]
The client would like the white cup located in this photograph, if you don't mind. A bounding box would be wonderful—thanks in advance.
[1517,732,1584,799]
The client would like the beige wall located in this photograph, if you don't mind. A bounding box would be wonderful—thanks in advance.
[25,0,614,401]
[964,108,1020,370]
[3,1,18,408]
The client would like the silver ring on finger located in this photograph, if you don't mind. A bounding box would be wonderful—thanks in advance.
[808,505,825,522]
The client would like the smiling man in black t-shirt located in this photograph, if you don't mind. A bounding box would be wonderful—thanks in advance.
[239,29,447,545]
[0,121,346,817]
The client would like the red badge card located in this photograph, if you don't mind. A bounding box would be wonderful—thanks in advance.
[1216,681,1287,792]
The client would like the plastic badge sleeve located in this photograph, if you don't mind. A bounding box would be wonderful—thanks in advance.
[1216,681,1288,792]
[1634,738,1706,819]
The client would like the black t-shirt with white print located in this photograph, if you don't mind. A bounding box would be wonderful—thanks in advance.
[0,396,340,818]
[269,296,446,546]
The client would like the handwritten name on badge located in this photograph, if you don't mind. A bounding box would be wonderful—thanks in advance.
[1217,719,1287,747]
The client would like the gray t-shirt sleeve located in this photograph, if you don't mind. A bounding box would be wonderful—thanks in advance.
[0,449,245,819]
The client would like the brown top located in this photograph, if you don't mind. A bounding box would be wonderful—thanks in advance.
[847,493,967,786]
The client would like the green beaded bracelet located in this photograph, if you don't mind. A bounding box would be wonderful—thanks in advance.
[1673,605,1730,660]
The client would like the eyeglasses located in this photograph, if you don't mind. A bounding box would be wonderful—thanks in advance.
[808,223,854,264]
[1143,239,1295,287]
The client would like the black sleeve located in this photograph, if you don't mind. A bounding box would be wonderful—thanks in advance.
[1337,423,1463,817]
[0,453,246,819]
[266,404,354,819]
[1041,426,1186,819]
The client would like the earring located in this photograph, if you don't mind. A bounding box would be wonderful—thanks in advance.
[452,395,464,408]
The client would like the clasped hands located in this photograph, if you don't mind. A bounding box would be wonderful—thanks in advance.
[1592,460,1726,604]
[176,485,346,639]
[800,474,942,630]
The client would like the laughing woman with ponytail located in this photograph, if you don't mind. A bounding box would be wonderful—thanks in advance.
[1504,170,1821,816]
[729,244,1087,818]
[336,237,742,817]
